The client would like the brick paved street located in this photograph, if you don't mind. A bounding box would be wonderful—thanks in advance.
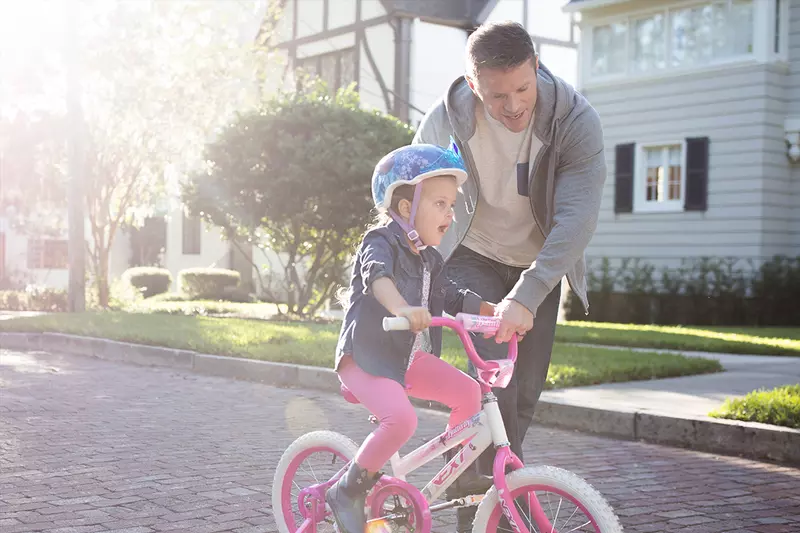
[1,349,799,533]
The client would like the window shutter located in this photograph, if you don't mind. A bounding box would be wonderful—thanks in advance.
[684,137,709,212]
[614,143,635,214]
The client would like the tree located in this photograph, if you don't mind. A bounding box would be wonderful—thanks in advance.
[183,82,414,317]
[0,111,68,237]
[0,0,287,306]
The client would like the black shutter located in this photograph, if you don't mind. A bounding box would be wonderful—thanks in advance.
[684,137,709,212]
[614,143,635,214]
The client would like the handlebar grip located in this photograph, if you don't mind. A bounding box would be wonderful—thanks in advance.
[382,317,411,331]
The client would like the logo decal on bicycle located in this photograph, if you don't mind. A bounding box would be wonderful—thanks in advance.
[499,492,521,531]
[432,448,464,486]
[439,412,481,444]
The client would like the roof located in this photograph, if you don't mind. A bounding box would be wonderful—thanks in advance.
[562,0,630,13]
[381,0,497,28]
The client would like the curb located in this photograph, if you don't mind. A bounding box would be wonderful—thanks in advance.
[3,332,798,466]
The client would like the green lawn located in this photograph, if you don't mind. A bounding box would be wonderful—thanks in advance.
[126,299,281,319]
[709,384,800,429]
[0,312,721,390]
[556,321,800,356]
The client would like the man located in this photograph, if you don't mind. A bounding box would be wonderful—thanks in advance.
[412,20,606,531]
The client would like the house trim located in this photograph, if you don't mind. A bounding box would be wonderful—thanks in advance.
[277,14,393,49]
[581,57,789,91]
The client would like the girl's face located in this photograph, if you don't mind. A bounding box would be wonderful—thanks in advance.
[397,175,458,249]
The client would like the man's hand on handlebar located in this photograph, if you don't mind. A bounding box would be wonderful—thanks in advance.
[493,299,533,344]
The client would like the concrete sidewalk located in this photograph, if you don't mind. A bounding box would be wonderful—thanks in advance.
[544,344,800,419]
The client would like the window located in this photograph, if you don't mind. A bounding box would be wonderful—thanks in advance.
[27,239,68,269]
[615,138,709,215]
[295,47,356,93]
[631,13,666,73]
[589,0,755,81]
[636,143,685,213]
[590,22,627,77]
[182,214,201,255]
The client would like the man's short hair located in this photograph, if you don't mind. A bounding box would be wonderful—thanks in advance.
[466,21,537,77]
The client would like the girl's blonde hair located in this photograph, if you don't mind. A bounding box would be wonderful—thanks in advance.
[336,183,416,310]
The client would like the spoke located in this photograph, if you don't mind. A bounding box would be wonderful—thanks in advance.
[563,520,592,533]
[560,506,580,531]
[307,460,320,483]
[517,494,536,533]
[550,498,563,533]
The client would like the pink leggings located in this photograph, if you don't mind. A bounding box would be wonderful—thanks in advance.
[338,352,482,472]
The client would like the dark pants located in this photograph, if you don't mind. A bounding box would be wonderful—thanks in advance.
[445,245,561,530]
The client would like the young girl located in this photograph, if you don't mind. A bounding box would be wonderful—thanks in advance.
[327,141,495,532]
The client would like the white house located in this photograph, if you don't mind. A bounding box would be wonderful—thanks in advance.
[270,0,580,126]
[563,0,800,272]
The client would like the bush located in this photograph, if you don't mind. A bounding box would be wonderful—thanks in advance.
[565,255,800,326]
[710,384,800,429]
[0,286,68,312]
[122,267,172,298]
[179,268,240,300]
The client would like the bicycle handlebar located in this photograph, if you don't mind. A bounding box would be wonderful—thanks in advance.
[382,313,518,370]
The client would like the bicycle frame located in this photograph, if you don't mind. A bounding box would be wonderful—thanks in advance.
[368,314,553,533]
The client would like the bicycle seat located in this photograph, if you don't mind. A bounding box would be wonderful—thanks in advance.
[478,359,515,388]
[340,384,360,404]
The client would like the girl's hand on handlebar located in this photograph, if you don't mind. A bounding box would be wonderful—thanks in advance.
[395,306,432,333]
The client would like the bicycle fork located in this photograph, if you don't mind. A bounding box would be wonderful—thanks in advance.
[484,391,556,533]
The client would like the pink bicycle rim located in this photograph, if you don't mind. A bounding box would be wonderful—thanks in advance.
[486,484,602,533]
[281,446,348,531]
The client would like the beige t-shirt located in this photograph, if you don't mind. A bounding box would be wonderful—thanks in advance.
[463,102,545,267]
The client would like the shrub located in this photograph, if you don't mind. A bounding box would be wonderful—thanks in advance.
[565,255,800,326]
[710,384,800,429]
[122,267,172,298]
[178,268,240,300]
[0,286,68,312]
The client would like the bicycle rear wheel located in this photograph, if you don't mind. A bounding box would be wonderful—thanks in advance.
[472,465,622,533]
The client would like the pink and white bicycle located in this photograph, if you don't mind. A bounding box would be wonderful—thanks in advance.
[273,313,623,533]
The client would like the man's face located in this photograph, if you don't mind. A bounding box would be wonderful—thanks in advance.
[467,57,539,133]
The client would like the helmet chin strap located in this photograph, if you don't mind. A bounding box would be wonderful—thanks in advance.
[388,183,427,250]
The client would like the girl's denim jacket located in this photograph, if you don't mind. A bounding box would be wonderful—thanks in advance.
[335,220,482,386]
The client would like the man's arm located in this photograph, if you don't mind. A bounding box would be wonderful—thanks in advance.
[506,105,607,319]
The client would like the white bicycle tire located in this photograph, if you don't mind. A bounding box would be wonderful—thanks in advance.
[472,465,623,533]
[272,430,359,533]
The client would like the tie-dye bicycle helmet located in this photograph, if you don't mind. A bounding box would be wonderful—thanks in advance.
[371,138,468,249]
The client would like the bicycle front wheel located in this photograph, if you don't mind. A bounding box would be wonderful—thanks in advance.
[472,465,622,533]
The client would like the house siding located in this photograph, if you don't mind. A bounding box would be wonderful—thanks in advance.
[408,20,467,126]
[583,61,792,267]
[789,0,800,254]
[359,22,395,115]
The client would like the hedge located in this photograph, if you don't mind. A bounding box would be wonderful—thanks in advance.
[565,255,800,326]
[122,267,172,298]
[178,268,240,300]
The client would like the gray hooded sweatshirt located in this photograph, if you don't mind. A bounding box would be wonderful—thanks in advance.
[411,63,606,318]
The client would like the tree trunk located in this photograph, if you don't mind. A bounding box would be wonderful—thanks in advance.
[97,244,110,308]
